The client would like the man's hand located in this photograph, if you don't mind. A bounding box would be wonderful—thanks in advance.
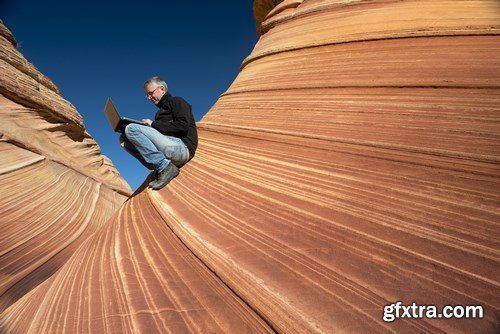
[142,119,152,126]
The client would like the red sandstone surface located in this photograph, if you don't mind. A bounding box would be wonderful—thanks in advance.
[0,18,131,321]
[1,1,499,333]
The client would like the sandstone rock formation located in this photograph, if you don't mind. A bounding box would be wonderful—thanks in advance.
[1,1,500,333]
[0,20,131,315]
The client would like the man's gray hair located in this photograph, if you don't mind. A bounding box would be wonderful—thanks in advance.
[144,76,168,91]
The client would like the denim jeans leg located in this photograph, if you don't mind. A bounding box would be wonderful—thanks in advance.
[123,124,190,172]
[118,134,155,170]
[153,135,190,166]
[124,124,169,172]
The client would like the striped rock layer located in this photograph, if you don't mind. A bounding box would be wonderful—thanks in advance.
[0,20,131,316]
[2,1,500,333]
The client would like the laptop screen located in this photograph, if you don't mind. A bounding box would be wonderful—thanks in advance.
[104,98,121,131]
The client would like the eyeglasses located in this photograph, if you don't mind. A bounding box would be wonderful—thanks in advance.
[146,86,161,98]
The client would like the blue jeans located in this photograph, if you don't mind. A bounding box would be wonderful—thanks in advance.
[119,124,190,172]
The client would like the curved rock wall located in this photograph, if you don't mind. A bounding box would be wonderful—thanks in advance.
[0,20,131,314]
[1,1,500,333]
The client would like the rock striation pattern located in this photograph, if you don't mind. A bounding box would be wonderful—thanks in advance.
[0,20,131,315]
[1,1,500,333]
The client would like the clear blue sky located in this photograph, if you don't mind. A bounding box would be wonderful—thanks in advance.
[2,0,257,190]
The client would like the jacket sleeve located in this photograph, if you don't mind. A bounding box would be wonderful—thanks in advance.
[152,97,191,135]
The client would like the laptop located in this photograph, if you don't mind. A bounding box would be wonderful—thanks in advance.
[104,98,147,133]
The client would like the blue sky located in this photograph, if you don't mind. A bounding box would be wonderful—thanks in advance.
[2,1,257,190]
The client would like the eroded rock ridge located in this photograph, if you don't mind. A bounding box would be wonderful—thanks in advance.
[0,19,131,317]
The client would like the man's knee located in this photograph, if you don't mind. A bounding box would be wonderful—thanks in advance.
[124,123,140,138]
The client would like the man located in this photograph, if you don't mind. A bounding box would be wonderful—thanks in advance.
[119,76,198,190]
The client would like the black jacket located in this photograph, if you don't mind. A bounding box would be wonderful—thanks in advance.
[152,92,198,158]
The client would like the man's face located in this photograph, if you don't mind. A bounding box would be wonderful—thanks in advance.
[145,84,165,105]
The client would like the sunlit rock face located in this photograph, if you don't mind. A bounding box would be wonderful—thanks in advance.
[0,20,131,315]
[2,1,500,333]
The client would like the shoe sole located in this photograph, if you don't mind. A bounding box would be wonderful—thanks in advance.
[148,171,158,188]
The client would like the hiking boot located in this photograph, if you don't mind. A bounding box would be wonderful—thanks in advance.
[150,163,179,190]
[148,170,158,187]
